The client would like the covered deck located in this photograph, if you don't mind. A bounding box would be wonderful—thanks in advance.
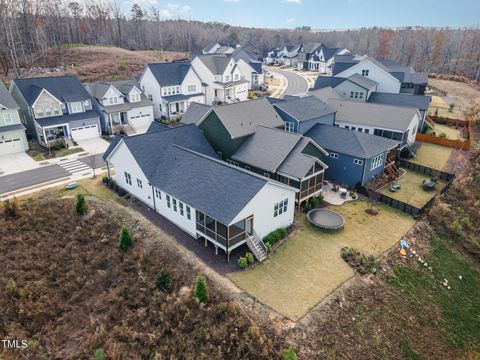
[196,211,253,262]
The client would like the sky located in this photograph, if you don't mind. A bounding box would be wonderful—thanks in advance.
[130,0,480,29]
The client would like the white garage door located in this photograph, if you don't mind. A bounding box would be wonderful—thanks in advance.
[71,125,98,141]
[0,138,23,155]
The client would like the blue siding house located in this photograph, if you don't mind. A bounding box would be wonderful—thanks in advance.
[305,124,400,187]
[271,95,336,134]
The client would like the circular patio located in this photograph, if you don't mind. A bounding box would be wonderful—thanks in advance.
[307,209,345,231]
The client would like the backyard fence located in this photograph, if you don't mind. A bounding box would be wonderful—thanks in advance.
[360,160,455,216]
[415,133,470,150]
[427,84,448,96]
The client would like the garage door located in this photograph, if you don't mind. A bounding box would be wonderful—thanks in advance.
[71,125,99,141]
[0,138,23,155]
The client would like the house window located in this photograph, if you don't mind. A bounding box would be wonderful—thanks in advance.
[124,171,132,185]
[188,85,196,92]
[155,188,161,199]
[362,69,369,76]
[166,194,171,208]
[350,91,354,99]
[411,125,417,135]
[70,102,82,113]
[3,113,13,124]
[274,198,288,217]
[137,178,142,188]
[351,127,356,131]
[359,92,364,99]
[284,122,295,133]
[263,172,270,178]
[159,104,163,112]
[225,75,230,82]
[148,94,153,101]
[179,202,184,216]
[330,152,339,159]
[45,106,52,116]
[370,153,384,170]
[234,74,239,81]
[226,159,239,166]
[186,206,191,220]
[353,159,364,165]
[173,198,177,212]
[344,126,349,129]
[130,93,140,102]
[358,128,363,132]
[364,129,370,134]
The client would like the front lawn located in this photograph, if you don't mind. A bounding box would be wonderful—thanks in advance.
[379,169,448,208]
[410,142,453,170]
[228,200,415,321]
[56,147,85,157]
[57,177,126,205]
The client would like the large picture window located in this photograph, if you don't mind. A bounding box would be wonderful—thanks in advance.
[370,153,384,170]
[70,102,82,113]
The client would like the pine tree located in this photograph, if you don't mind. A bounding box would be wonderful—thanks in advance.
[75,193,87,215]
[193,274,209,304]
[118,225,134,251]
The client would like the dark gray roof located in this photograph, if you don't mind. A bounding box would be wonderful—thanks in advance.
[329,99,418,132]
[320,45,341,61]
[232,126,326,179]
[35,109,100,127]
[207,98,284,139]
[13,76,91,105]
[332,61,357,76]
[181,102,211,125]
[103,134,125,160]
[347,73,378,90]
[196,54,232,74]
[301,42,322,54]
[368,92,431,112]
[379,59,400,67]
[146,121,168,132]
[312,76,346,90]
[202,42,219,53]
[0,81,18,109]
[309,87,344,102]
[274,95,336,122]
[305,124,399,159]
[0,123,25,132]
[85,78,142,99]
[108,125,275,224]
[145,61,192,87]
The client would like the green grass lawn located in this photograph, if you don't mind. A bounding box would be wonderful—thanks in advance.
[56,147,85,157]
[386,234,480,351]
[58,177,126,205]
[428,96,465,120]
[431,123,463,140]
[379,169,448,208]
[410,142,453,170]
[228,200,415,320]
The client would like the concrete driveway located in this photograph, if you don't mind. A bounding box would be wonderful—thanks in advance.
[76,137,110,155]
[0,152,39,176]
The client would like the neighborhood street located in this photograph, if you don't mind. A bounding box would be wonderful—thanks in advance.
[269,69,309,97]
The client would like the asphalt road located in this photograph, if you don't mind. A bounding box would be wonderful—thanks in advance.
[272,69,309,97]
[0,165,70,195]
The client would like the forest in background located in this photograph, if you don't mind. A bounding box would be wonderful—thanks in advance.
[1,0,480,80]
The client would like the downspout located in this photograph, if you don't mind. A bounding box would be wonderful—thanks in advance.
[151,185,156,212]
[361,157,368,186]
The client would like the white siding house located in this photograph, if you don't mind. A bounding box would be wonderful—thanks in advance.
[335,57,401,94]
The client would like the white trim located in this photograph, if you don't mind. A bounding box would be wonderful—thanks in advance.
[31,88,63,108]
[336,58,401,84]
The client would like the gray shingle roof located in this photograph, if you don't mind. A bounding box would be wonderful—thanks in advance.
[85,78,142,99]
[368,92,431,112]
[329,99,419,132]
[312,76,346,90]
[347,73,378,90]
[35,109,100,127]
[196,54,232,74]
[13,76,91,105]
[146,121,168,132]
[107,124,275,224]
[0,123,25,132]
[232,126,326,179]
[103,134,125,160]
[208,98,284,139]
[305,123,399,159]
[0,81,18,109]
[145,61,192,87]
[309,87,343,102]
[274,95,336,122]
[181,102,211,125]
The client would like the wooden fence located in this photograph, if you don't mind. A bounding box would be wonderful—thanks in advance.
[427,115,469,127]
[360,160,455,216]
[415,132,470,150]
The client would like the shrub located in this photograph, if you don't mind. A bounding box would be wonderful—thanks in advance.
[340,246,353,260]
[434,108,439,116]
[118,57,127,71]
[263,227,288,246]
[75,193,87,215]
[449,103,454,112]
[155,268,172,293]
[474,172,480,183]
[282,347,298,360]
[102,176,109,184]
[94,348,105,360]
[438,132,448,139]
[3,199,19,218]
[193,274,209,304]
[113,183,119,193]
[304,200,312,212]
[118,225,134,251]
[245,252,254,264]
[265,242,272,253]
[237,257,248,269]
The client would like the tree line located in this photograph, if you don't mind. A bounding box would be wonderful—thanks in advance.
[1,0,479,80]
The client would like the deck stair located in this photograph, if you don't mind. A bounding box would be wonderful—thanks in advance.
[246,230,268,262]
[405,142,417,157]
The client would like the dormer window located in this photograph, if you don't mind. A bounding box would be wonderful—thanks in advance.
[3,113,13,125]
[108,97,118,105]
[130,93,140,102]
[70,102,82,113]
